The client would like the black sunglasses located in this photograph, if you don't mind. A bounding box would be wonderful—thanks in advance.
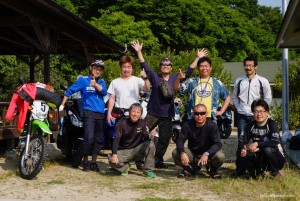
[193,111,207,116]
[160,63,172,67]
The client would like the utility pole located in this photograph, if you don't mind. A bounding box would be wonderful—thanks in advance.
[281,0,292,142]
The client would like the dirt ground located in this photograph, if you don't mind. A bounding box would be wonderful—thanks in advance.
[0,132,238,201]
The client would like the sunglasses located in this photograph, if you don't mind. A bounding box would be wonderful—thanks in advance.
[160,63,172,67]
[193,111,207,116]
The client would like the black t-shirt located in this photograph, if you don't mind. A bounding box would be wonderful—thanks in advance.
[176,118,222,155]
[112,118,149,154]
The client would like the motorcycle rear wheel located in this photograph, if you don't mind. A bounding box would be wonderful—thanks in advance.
[19,136,47,180]
[220,125,232,139]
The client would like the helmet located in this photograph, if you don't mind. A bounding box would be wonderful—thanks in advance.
[160,57,172,66]
[91,60,104,68]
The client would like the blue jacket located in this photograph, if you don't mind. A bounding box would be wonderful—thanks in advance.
[180,76,229,120]
[65,75,107,113]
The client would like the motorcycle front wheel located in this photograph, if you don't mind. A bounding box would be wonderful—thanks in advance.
[19,136,47,180]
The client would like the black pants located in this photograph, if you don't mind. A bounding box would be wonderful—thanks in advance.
[145,113,172,161]
[80,116,104,155]
[238,147,285,176]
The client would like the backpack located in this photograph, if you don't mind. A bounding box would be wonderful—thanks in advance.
[159,78,174,100]
[237,79,264,99]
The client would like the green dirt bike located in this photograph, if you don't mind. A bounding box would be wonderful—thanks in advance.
[6,78,61,180]
[18,100,56,179]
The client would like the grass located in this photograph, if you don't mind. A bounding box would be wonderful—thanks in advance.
[1,152,300,201]
[46,179,65,185]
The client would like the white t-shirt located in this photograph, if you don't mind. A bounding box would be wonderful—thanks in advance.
[107,76,145,109]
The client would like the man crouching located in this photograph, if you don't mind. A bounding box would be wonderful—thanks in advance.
[108,103,156,178]
[172,104,225,179]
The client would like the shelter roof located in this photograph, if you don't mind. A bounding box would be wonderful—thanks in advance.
[0,0,124,57]
[276,0,300,48]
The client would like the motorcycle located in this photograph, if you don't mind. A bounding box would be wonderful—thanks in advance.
[57,84,113,167]
[56,84,84,165]
[5,78,61,179]
[171,98,184,143]
[217,107,233,139]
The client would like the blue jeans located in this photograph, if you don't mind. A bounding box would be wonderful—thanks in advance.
[236,113,254,172]
[237,113,254,137]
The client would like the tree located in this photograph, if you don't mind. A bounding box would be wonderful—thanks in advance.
[90,11,160,53]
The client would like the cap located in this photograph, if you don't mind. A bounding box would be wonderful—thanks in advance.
[91,60,104,68]
[160,57,172,66]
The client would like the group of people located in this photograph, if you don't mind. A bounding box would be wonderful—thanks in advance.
[59,40,285,179]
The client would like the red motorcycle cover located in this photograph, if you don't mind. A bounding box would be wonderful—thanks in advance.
[5,82,55,131]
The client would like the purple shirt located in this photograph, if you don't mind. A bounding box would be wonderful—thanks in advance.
[140,62,194,117]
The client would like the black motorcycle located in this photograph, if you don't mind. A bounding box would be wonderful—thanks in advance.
[56,84,84,166]
[57,84,114,167]
[217,107,233,139]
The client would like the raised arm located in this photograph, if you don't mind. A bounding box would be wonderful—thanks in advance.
[189,48,209,69]
[131,40,145,63]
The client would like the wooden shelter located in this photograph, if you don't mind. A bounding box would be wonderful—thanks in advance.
[0,0,124,83]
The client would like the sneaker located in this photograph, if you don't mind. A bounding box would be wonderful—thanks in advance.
[155,160,168,169]
[90,162,100,172]
[210,171,221,179]
[143,172,156,178]
[82,161,90,172]
[121,164,131,176]
[121,171,128,176]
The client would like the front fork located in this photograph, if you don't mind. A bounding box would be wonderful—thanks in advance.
[23,116,33,157]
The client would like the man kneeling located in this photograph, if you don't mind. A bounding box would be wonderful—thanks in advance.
[172,104,225,179]
[108,103,156,178]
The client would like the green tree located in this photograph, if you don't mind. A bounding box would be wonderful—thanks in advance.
[89,11,160,53]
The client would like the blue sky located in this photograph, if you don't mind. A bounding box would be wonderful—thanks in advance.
[258,0,282,8]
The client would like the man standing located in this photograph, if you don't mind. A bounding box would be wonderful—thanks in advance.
[232,56,272,176]
[172,104,225,179]
[131,40,208,168]
[108,103,156,178]
[107,55,150,125]
[237,99,284,178]
[174,57,231,121]
[59,60,107,172]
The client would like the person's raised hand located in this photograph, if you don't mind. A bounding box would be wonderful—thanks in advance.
[131,40,143,52]
[197,48,208,58]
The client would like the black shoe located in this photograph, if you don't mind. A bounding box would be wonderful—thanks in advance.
[177,169,192,178]
[155,160,168,169]
[82,161,90,172]
[210,170,222,179]
[72,151,83,168]
[136,163,143,171]
[90,162,100,172]
[232,169,246,177]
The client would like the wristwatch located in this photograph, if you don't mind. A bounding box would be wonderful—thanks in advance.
[204,152,209,156]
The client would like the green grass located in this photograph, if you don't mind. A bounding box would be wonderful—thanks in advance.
[46,179,65,185]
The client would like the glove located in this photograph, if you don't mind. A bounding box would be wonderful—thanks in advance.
[59,105,64,112]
